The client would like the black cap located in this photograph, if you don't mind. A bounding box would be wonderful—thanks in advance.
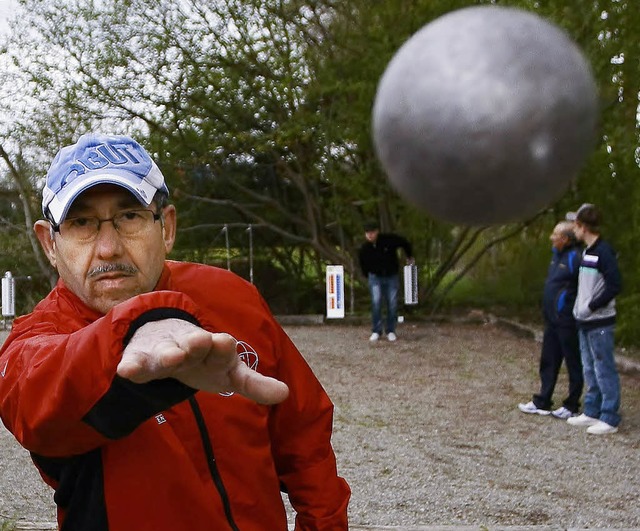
[364,221,379,232]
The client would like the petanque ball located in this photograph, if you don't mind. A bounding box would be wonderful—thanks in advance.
[372,6,598,226]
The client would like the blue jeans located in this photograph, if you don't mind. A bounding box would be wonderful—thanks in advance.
[368,273,399,335]
[578,325,621,427]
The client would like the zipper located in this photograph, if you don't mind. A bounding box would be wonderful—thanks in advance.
[188,396,240,531]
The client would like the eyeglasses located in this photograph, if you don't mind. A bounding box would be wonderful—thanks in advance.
[53,209,161,242]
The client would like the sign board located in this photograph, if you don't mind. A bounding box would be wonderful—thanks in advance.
[326,265,345,319]
[403,264,418,305]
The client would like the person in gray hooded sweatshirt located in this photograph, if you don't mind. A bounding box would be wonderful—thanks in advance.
[566,204,622,435]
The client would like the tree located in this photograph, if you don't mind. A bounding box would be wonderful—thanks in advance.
[3,0,357,312]
[0,0,638,339]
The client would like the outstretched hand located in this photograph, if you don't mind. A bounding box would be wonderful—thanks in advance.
[117,319,289,405]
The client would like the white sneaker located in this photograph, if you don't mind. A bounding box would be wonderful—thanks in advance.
[567,413,599,427]
[551,406,575,420]
[369,332,380,341]
[387,332,397,342]
[518,401,551,416]
[587,420,618,435]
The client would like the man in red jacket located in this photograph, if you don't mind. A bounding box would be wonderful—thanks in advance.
[0,134,350,530]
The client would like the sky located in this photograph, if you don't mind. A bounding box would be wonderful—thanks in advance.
[0,0,15,36]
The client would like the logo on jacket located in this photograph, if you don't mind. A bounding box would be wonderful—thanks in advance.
[219,340,259,398]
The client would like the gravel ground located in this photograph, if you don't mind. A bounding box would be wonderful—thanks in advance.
[1,321,639,529]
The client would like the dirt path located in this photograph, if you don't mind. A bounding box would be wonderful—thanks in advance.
[1,322,639,528]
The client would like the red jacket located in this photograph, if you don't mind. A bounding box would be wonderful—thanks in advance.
[0,261,350,530]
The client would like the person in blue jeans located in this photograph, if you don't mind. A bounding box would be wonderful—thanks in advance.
[566,204,622,435]
[518,220,583,419]
[358,221,413,342]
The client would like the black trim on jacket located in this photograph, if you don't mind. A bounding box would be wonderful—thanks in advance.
[32,449,108,531]
[189,396,239,531]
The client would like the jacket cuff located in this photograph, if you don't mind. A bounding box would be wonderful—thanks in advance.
[82,307,201,439]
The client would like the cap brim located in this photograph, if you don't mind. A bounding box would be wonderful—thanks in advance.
[44,173,159,225]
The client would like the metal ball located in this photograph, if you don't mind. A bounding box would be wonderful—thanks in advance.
[372,6,598,226]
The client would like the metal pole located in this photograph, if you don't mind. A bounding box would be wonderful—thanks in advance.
[223,224,230,271]
[247,224,254,284]
[349,257,355,315]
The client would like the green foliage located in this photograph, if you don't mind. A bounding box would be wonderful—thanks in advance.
[442,221,551,322]
[0,518,16,531]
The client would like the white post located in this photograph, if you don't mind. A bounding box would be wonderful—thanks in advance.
[2,271,15,329]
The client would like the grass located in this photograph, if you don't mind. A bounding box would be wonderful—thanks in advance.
[0,519,16,531]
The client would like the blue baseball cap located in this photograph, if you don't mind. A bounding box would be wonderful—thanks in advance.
[42,133,169,225]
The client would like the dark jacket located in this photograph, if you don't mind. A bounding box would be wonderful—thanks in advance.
[359,233,413,277]
[542,244,580,327]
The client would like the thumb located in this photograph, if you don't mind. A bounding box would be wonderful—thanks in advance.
[229,363,290,405]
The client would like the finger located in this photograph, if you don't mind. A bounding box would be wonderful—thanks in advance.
[118,340,190,382]
[206,333,238,359]
[228,362,290,405]
[117,351,161,383]
[174,331,217,366]
[116,354,146,382]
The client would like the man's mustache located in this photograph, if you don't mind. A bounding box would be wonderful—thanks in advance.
[88,263,138,278]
